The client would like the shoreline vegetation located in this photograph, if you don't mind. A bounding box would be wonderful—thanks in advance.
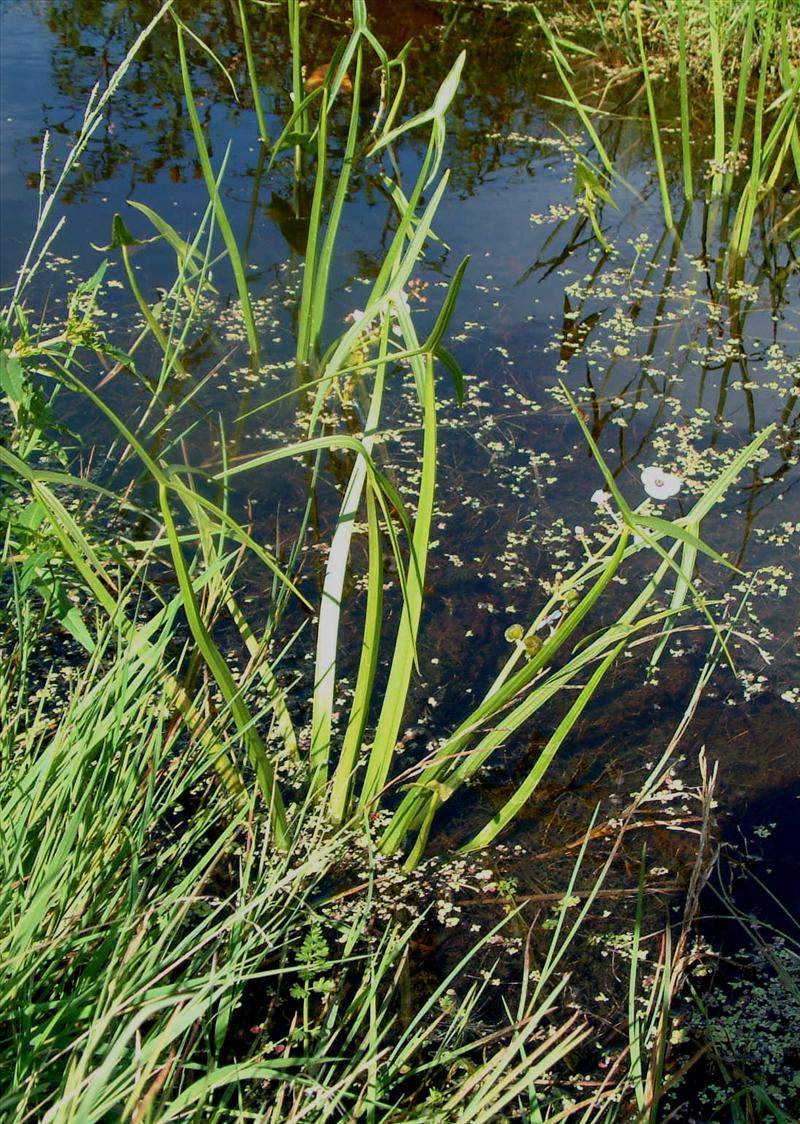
[2,2,798,1120]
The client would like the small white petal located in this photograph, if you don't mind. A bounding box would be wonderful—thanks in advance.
[591,489,612,506]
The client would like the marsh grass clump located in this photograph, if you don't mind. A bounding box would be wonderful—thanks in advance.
[535,0,800,265]
[660,0,796,89]
[556,0,799,90]
[0,597,638,1119]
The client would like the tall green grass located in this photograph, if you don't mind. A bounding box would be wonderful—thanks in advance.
[1,0,770,866]
[3,570,720,1118]
[0,1,786,1118]
[1,584,594,1120]
[535,0,799,270]
[0,541,702,1118]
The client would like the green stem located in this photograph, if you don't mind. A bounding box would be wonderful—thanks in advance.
[176,22,260,365]
[239,0,270,148]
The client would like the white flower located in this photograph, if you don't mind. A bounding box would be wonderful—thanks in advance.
[347,308,376,334]
[591,489,612,507]
[640,466,681,500]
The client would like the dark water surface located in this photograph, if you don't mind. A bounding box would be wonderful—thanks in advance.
[2,0,799,935]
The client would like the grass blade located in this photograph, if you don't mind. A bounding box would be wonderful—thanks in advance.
[175,20,260,364]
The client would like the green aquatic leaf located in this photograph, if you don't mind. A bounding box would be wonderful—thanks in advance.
[633,514,741,572]
[0,351,25,403]
[434,345,465,406]
[92,212,158,251]
[423,255,470,352]
[127,199,214,284]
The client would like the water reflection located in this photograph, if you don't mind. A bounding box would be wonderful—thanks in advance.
[20,0,557,201]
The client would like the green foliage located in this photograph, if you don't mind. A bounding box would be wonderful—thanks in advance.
[535,0,799,268]
[0,2,792,1118]
[1,0,772,869]
[0,587,622,1120]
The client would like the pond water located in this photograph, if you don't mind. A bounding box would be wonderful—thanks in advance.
[2,0,799,996]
